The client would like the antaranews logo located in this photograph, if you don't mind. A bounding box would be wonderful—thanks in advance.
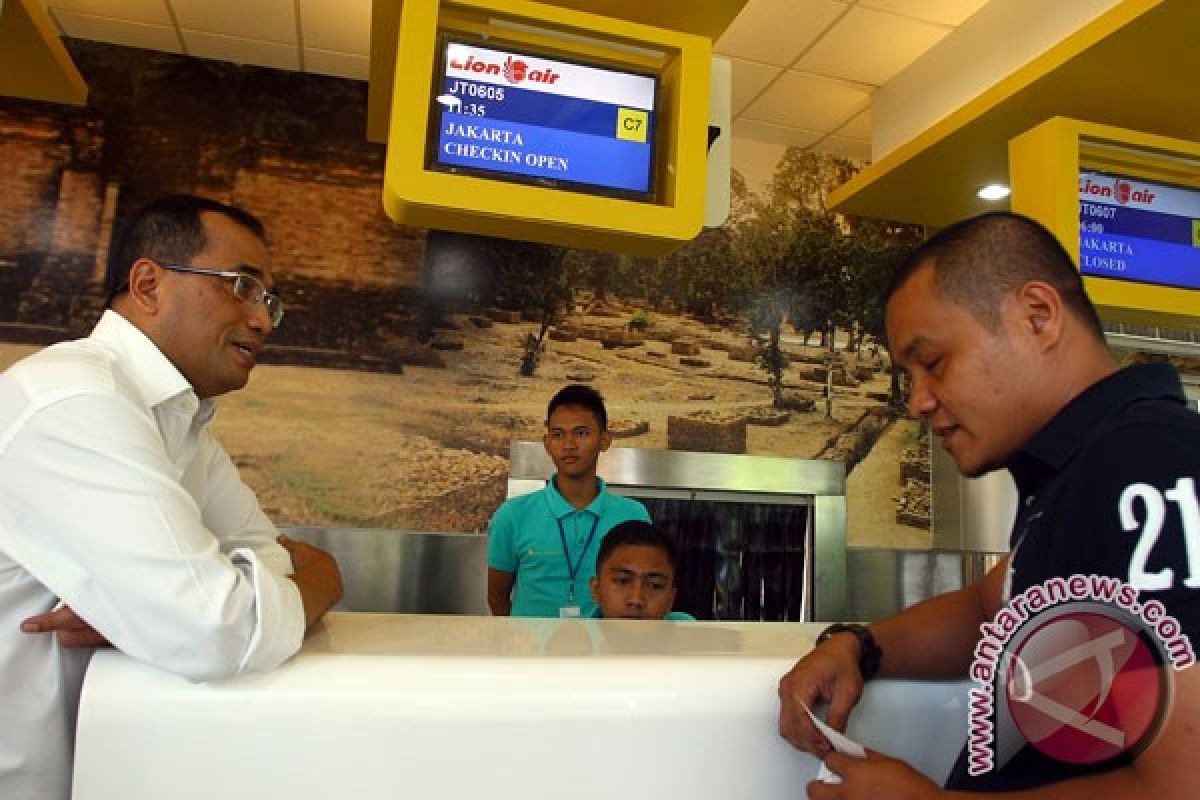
[967,574,1195,776]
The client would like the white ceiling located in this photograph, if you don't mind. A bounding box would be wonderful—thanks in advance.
[35,0,991,162]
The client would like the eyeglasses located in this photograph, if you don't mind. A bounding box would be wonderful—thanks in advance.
[161,264,284,328]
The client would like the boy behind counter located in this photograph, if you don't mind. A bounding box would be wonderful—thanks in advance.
[487,384,650,618]
[589,521,695,621]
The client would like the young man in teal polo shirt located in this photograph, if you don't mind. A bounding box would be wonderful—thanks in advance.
[487,385,650,617]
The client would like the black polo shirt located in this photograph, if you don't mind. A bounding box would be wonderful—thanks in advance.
[946,363,1200,791]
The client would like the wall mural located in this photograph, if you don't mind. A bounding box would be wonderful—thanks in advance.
[0,40,937,550]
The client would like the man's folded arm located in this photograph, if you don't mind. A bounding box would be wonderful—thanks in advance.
[198,437,342,627]
[1,392,306,679]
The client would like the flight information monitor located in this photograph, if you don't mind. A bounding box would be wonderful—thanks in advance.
[429,39,658,199]
[1079,169,1200,291]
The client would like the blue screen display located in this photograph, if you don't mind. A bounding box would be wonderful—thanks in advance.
[1079,170,1200,291]
[431,41,657,197]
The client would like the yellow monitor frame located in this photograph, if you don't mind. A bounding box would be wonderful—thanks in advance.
[1010,117,1200,331]
[380,0,711,256]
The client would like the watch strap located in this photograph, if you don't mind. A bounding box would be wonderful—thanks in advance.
[816,622,882,682]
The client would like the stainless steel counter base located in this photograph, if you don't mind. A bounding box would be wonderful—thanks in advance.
[510,443,847,621]
[845,548,1006,621]
[283,527,1004,623]
[283,525,489,615]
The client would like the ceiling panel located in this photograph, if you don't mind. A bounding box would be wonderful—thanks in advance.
[858,0,990,27]
[47,0,172,25]
[836,107,871,139]
[733,118,822,148]
[305,48,369,81]
[793,5,950,85]
[815,133,871,161]
[741,68,869,132]
[25,0,1002,164]
[52,9,181,52]
[728,57,778,116]
[299,0,370,56]
[181,29,299,70]
[714,0,847,67]
[172,0,297,45]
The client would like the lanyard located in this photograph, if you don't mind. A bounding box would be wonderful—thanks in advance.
[556,514,600,602]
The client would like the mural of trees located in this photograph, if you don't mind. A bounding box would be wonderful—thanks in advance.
[686,149,919,410]
[459,148,922,396]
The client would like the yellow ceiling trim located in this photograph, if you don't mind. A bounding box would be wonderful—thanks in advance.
[828,0,1166,226]
[0,0,87,106]
[514,0,747,40]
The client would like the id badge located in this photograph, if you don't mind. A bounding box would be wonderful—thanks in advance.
[558,605,581,618]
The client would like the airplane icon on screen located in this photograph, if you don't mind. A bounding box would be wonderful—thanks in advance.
[436,94,462,113]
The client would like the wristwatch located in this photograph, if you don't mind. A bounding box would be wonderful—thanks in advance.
[815,622,883,682]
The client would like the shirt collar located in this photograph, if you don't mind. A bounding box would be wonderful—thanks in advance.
[1006,363,1186,494]
[90,310,211,418]
[545,475,608,518]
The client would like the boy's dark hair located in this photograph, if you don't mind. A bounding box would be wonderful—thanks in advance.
[595,521,678,584]
[106,194,266,306]
[547,383,607,430]
[884,210,1105,341]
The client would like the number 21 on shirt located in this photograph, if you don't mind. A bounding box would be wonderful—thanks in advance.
[1121,477,1200,590]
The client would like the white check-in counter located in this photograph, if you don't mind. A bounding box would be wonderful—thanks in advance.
[73,613,969,799]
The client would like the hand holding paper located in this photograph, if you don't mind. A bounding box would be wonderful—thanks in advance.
[804,704,866,783]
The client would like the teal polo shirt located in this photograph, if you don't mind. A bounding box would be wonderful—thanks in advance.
[587,607,696,621]
[487,476,651,617]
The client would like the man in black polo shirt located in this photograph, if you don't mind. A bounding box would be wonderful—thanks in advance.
[778,211,1200,798]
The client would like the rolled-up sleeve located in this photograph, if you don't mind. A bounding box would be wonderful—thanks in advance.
[228,547,304,673]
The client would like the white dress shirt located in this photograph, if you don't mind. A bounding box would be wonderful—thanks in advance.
[0,310,306,800]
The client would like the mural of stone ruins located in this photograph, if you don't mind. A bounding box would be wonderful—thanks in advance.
[0,39,942,547]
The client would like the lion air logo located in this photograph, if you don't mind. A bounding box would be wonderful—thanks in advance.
[448,52,561,85]
[1079,175,1156,206]
[503,57,527,84]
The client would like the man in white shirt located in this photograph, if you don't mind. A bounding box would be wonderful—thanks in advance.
[0,195,343,799]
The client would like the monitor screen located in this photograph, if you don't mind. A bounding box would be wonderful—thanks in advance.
[1079,169,1200,291]
[428,39,658,199]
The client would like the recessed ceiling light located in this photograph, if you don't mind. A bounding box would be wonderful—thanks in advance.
[977,183,1011,201]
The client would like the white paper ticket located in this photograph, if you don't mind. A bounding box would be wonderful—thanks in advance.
[804,704,866,783]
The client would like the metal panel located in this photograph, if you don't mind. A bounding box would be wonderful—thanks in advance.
[509,441,846,622]
[931,436,1017,553]
[844,548,1005,622]
[278,530,1000,622]
[279,445,848,621]
[509,441,846,496]
[812,494,847,621]
[283,525,488,615]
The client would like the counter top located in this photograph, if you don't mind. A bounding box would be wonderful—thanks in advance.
[300,611,823,657]
[73,613,969,800]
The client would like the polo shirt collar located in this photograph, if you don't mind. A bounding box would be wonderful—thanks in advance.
[545,474,608,518]
[90,310,212,420]
[1006,363,1185,493]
